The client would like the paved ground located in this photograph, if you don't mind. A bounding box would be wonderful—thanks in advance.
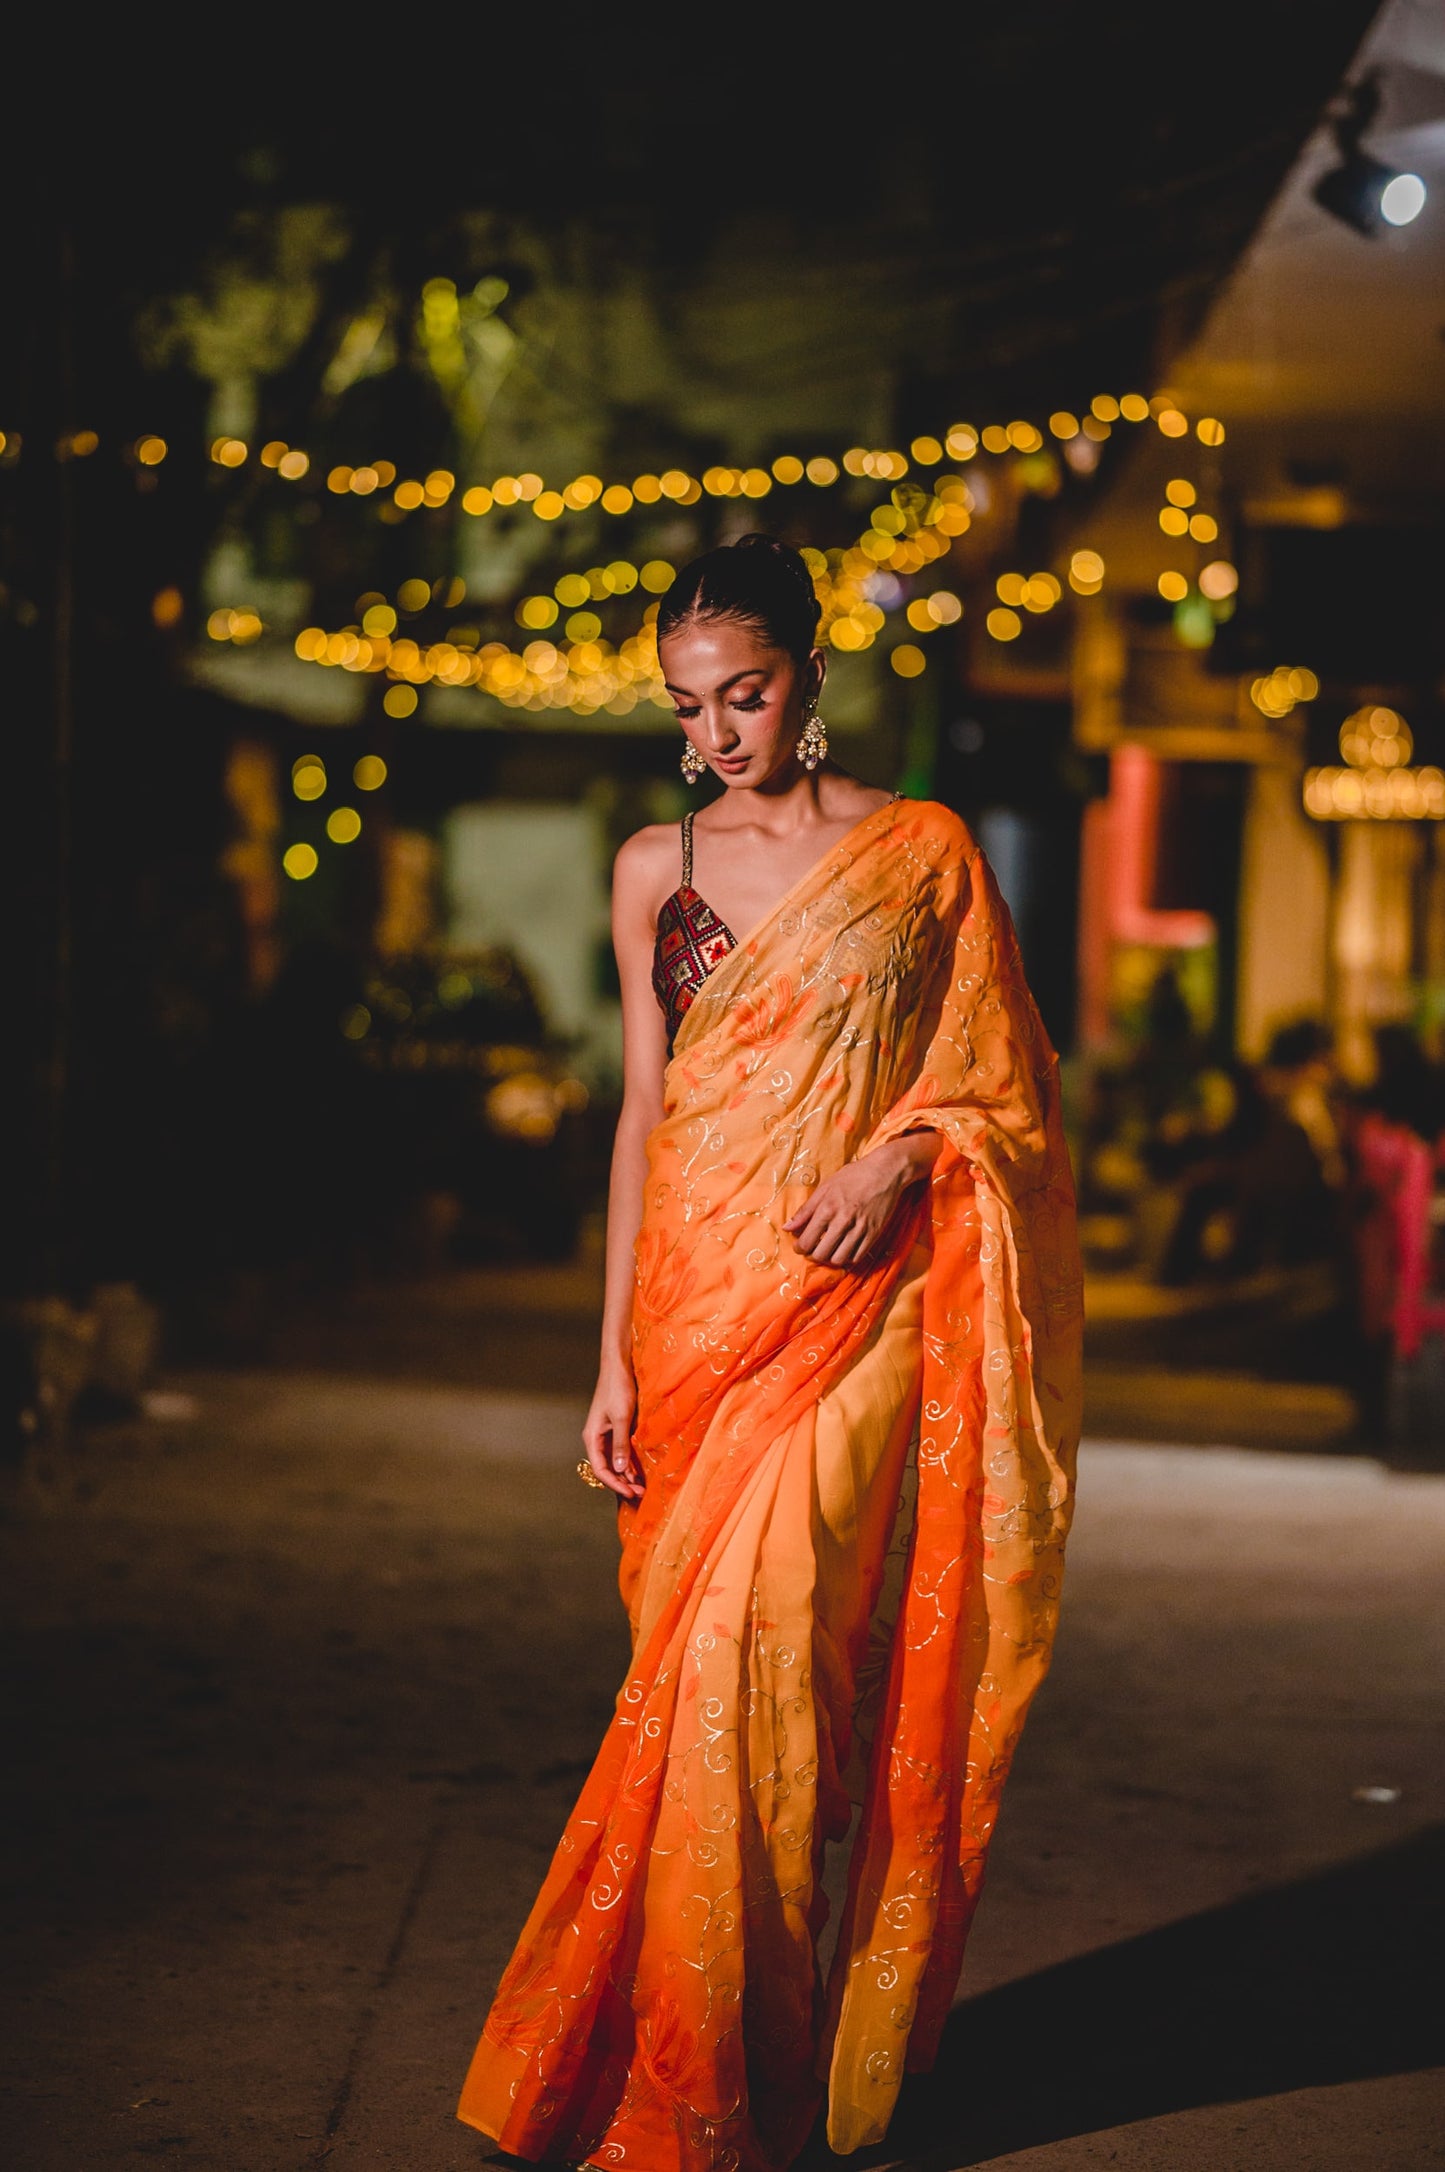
[2,1332,1442,2168]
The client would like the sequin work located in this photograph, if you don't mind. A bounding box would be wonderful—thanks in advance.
[459,798,1084,2172]
[651,808,738,1041]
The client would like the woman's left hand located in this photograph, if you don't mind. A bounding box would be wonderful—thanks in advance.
[784,1134,940,1268]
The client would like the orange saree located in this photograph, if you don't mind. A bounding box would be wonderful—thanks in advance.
[459,797,1083,2172]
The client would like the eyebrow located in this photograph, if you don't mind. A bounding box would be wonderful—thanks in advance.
[662,667,769,698]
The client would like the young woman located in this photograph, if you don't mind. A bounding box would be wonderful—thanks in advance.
[459,535,1082,2172]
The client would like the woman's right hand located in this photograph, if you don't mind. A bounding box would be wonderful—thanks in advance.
[582,1363,643,1501]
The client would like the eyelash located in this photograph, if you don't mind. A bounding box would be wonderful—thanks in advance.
[674,693,767,721]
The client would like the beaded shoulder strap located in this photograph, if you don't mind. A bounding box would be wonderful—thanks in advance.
[681,807,695,890]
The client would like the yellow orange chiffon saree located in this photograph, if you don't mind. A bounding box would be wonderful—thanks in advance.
[460,797,1082,2172]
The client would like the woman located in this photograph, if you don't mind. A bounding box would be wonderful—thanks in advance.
[459,535,1082,2172]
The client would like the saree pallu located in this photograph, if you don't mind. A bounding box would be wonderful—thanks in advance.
[460,798,1083,2172]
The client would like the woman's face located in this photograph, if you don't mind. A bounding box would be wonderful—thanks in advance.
[659,617,824,790]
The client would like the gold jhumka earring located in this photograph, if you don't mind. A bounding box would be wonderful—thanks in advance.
[680,742,706,783]
[796,703,828,772]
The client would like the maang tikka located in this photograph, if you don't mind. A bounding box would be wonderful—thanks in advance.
[796,702,828,772]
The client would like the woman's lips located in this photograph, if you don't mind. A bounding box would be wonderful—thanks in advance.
[714,755,749,772]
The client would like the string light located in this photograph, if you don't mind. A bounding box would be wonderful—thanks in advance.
[41,390,1225,520]
[1305,707,1444,820]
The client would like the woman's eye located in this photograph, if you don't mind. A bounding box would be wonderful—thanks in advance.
[732,694,766,712]
[673,705,701,721]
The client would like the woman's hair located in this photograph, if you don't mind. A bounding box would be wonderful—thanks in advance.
[655,533,820,662]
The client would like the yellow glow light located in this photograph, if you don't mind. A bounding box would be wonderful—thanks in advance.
[1049,411,1080,439]
[986,608,1022,642]
[995,572,1027,606]
[1007,421,1043,452]
[1157,408,1189,438]
[659,469,691,499]
[606,561,638,593]
[354,755,388,789]
[1069,548,1105,589]
[151,586,183,629]
[492,476,521,505]
[327,807,361,844]
[394,480,425,510]
[1196,417,1226,446]
[843,447,869,476]
[278,449,309,481]
[424,469,456,504]
[933,503,970,536]
[519,596,559,629]
[462,486,493,515]
[1289,668,1319,702]
[397,579,430,614]
[382,686,417,719]
[212,437,248,467]
[283,844,318,881]
[906,599,935,632]
[1081,415,1111,441]
[927,589,962,624]
[806,456,839,485]
[207,609,233,642]
[373,461,396,487]
[1091,395,1121,423]
[1159,507,1190,536]
[772,454,804,484]
[292,759,326,802]
[830,616,867,651]
[294,627,326,661]
[327,465,354,493]
[1189,513,1218,542]
[601,484,634,514]
[361,604,396,637]
[553,573,589,607]
[533,490,565,520]
[910,436,943,465]
[741,468,771,497]
[1158,571,1189,602]
[566,611,602,643]
[640,559,675,593]
[1198,560,1238,600]
[891,644,927,677]
[944,425,978,459]
[350,467,379,496]
[1165,478,1196,507]
[633,474,662,503]
[136,435,168,466]
[1120,393,1150,422]
[981,425,1010,454]
[1023,573,1060,612]
[703,466,731,496]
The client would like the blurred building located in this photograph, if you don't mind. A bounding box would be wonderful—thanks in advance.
[1070,0,1445,1081]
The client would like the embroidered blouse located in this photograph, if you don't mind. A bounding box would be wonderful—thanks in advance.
[651,809,737,1044]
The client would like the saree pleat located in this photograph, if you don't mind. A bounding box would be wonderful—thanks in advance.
[460,799,1082,2172]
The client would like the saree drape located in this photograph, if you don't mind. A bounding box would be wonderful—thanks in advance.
[459,797,1083,2172]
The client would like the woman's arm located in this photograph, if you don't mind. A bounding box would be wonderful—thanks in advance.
[581,831,671,1500]
[785,1130,944,1268]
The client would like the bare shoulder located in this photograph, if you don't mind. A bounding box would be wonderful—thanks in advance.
[613,822,683,919]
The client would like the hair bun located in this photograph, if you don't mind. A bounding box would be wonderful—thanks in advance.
[733,532,815,594]
[655,532,821,660]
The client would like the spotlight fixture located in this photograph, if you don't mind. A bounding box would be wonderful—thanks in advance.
[1312,73,1426,237]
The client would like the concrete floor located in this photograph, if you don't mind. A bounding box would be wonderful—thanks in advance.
[2,1358,1442,2170]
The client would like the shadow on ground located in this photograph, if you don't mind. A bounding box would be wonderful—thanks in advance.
[861,1825,1445,2167]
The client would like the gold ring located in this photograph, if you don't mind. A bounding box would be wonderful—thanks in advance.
[577,1458,606,1489]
